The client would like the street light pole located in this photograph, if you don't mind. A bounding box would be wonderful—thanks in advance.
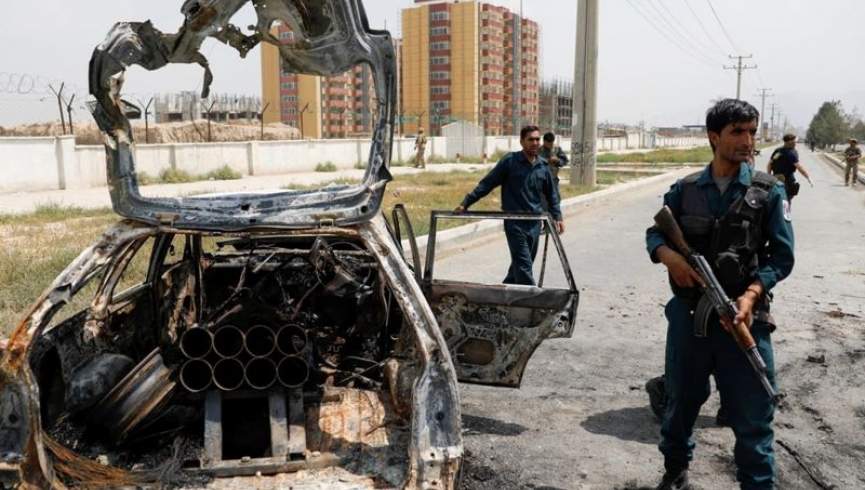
[570,0,599,187]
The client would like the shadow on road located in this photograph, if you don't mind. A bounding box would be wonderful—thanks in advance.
[462,414,528,437]
[580,406,716,445]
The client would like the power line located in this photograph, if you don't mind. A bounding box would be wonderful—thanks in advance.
[625,0,716,69]
[724,55,757,99]
[655,0,720,57]
[681,0,728,55]
[706,0,741,53]
[642,0,718,65]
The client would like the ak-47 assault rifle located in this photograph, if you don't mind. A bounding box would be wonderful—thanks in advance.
[654,206,781,403]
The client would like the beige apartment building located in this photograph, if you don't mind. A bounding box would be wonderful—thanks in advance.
[261,0,539,139]
[402,0,540,136]
[261,26,378,139]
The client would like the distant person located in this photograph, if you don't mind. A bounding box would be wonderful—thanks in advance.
[539,132,569,183]
[414,128,428,169]
[843,138,861,186]
[767,134,813,203]
[455,125,564,286]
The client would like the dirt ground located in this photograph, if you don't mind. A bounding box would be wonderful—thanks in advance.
[437,151,865,489]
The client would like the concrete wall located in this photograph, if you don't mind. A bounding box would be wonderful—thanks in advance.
[0,133,707,193]
[0,136,65,192]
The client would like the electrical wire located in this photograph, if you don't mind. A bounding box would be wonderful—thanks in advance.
[640,0,718,66]
[654,0,720,58]
[706,0,741,53]
[681,0,728,55]
[625,0,717,69]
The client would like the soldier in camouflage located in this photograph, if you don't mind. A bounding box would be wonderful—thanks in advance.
[843,138,861,186]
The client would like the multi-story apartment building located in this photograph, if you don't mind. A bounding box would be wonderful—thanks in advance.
[261,26,378,139]
[539,79,574,137]
[402,0,540,136]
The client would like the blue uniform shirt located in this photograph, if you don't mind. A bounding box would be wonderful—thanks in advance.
[646,163,795,292]
[461,151,562,221]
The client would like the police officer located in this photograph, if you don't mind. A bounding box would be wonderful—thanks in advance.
[539,132,569,182]
[455,125,564,285]
[414,127,428,169]
[843,138,861,186]
[767,134,813,203]
[646,99,794,489]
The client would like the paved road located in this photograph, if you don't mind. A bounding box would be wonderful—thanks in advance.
[434,150,865,489]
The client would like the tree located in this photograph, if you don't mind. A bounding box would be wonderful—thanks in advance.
[807,101,848,148]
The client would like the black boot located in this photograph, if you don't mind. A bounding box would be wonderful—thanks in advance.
[655,467,691,490]
[645,375,667,421]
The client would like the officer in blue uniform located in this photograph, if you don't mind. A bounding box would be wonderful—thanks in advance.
[645,99,795,490]
[456,125,564,286]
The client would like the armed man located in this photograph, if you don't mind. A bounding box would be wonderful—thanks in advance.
[539,132,569,183]
[645,99,794,490]
[767,134,813,204]
[843,138,861,186]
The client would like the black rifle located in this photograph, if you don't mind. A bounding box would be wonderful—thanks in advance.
[654,206,781,403]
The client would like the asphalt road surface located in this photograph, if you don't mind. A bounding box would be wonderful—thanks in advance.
[434,150,865,489]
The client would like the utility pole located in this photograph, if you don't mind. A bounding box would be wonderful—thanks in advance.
[138,97,154,144]
[570,0,599,187]
[48,83,67,135]
[65,94,76,136]
[724,55,757,100]
[299,102,310,138]
[259,102,270,140]
[769,103,776,140]
[202,100,217,142]
[755,88,772,141]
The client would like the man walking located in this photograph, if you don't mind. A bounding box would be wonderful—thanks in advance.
[843,138,861,186]
[646,99,794,489]
[414,127,428,169]
[767,134,813,203]
[455,125,564,286]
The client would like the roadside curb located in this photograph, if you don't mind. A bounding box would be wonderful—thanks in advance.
[820,152,865,185]
[412,168,691,255]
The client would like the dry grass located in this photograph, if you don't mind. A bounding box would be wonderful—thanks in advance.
[0,170,641,335]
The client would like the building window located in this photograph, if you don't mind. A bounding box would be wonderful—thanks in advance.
[281,95,297,102]
[431,56,449,66]
[431,11,450,22]
[431,86,450,95]
[432,101,450,111]
[281,82,296,90]
[431,26,449,36]
[430,71,450,80]
[431,41,450,51]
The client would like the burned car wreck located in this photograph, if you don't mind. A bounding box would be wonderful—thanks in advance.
[0,1,579,488]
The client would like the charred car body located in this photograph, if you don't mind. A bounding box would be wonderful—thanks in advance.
[0,1,579,488]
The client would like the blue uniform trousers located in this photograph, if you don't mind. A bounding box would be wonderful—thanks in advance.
[660,297,776,489]
[503,221,540,285]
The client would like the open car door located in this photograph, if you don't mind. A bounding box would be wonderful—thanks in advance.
[422,211,579,387]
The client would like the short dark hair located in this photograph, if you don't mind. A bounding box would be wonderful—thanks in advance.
[520,125,541,140]
[543,132,556,142]
[705,99,760,135]
[783,134,797,142]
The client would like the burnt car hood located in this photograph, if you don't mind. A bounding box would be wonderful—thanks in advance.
[89,0,396,231]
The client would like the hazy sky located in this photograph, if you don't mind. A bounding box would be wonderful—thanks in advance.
[1,0,863,130]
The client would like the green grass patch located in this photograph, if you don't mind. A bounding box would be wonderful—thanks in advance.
[315,162,338,172]
[597,146,714,164]
[0,203,114,226]
[205,165,242,181]
[136,165,243,185]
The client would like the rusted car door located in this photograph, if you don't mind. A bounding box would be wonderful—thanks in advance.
[413,211,578,388]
